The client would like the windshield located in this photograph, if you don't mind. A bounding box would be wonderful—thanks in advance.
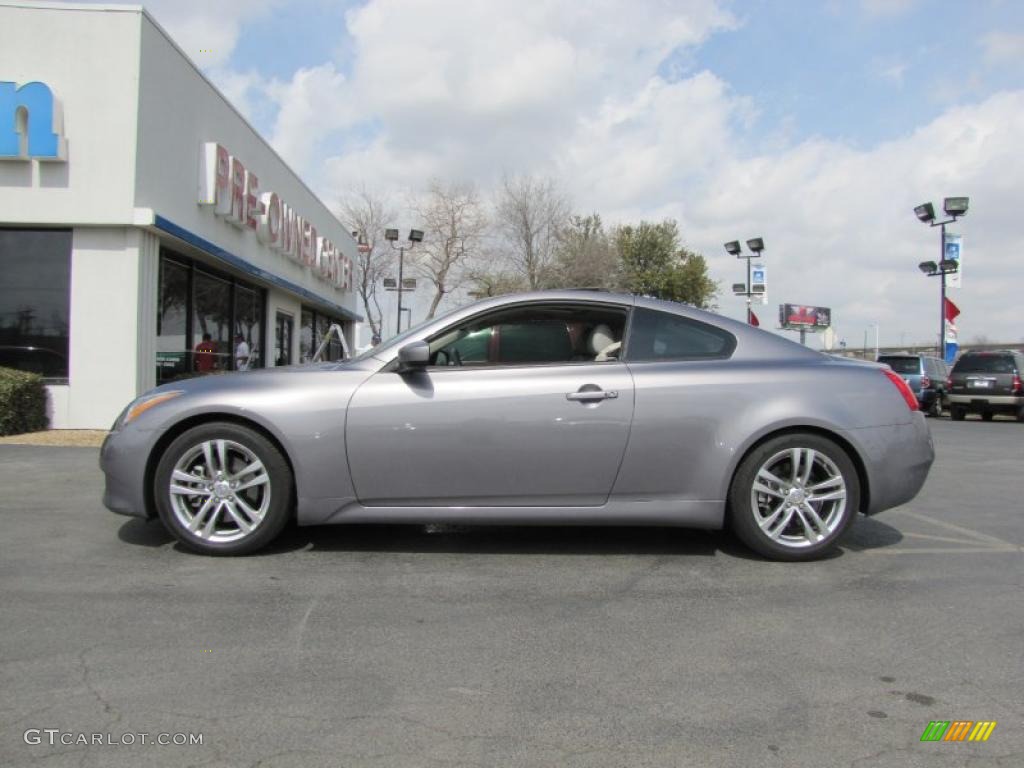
[878,356,919,374]
[952,355,1018,374]
[348,304,468,363]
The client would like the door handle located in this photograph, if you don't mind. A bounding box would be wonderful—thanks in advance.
[566,389,618,401]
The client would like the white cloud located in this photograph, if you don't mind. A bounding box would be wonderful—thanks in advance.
[137,0,281,68]
[981,31,1024,64]
[114,0,1024,344]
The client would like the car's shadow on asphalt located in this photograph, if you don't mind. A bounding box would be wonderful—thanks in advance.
[117,514,905,560]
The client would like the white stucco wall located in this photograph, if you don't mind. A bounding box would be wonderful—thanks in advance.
[0,2,140,225]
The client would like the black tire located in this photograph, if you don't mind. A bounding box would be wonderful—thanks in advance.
[950,406,966,421]
[1017,407,1024,423]
[981,411,994,422]
[153,422,293,555]
[728,433,860,562]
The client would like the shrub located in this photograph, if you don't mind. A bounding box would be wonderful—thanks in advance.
[0,367,49,436]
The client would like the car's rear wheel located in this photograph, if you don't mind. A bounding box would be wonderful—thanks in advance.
[154,422,293,555]
[729,433,859,561]
[950,406,966,421]
[981,411,994,422]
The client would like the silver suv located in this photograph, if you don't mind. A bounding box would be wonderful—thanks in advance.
[947,350,1024,421]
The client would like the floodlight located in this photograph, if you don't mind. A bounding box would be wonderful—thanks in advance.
[918,261,937,275]
[943,197,969,217]
[732,282,746,294]
[939,259,959,273]
[408,229,425,243]
[913,203,936,223]
[746,237,765,253]
[724,241,742,256]
[384,229,399,241]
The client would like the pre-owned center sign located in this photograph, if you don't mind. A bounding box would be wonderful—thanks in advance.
[197,142,352,291]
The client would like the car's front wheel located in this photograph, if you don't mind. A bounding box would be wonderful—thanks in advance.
[728,434,860,561]
[153,422,293,555]
[950,406,966,421]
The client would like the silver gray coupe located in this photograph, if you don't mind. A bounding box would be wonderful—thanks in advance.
[101,291,934,560]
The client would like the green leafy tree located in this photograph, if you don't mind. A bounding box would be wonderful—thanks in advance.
[614,219,717,308]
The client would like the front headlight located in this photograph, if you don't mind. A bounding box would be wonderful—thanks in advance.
[117,390,184,428]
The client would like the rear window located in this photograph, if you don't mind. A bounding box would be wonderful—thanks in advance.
[878,357,920,374]
[952,354,1018,374]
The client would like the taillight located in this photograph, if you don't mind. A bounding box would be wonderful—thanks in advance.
[946,377,953,391]
[884,369,919,411]
[920,375,931,389]
[1013,374,1022,394]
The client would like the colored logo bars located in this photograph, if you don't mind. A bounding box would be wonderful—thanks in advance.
[920,721,997,742]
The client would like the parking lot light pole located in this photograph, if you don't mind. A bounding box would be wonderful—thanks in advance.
[385,228,424,335]
[724,238,765,324]
[914,197,968,361]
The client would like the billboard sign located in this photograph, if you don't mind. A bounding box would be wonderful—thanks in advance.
[779,304,831,329]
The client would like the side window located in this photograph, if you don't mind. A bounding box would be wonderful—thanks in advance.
[626,307,736,362]
[429,304,627,367]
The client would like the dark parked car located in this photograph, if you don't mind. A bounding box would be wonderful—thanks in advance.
[947,350,1024,421]
[877,354,948,417]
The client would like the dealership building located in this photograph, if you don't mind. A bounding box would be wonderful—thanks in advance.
[0,1,362,429]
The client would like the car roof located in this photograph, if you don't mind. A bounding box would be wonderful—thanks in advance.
[369,289,822,363]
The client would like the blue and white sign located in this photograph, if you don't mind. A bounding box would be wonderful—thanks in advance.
[944,232,962,288]
[751,262,767,304]
[0,81,67,161]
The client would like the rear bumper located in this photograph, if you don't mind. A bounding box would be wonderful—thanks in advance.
[948,394,1023,413]
[846,414,934,516]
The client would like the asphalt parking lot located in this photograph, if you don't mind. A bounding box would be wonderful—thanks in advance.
[1,418,1021,768]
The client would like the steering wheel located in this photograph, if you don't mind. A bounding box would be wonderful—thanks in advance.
[434,348,463,366]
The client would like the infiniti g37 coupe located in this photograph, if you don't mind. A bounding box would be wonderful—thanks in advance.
[101,291,934,561]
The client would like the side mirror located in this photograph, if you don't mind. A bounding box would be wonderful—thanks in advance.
[397,340,430,372]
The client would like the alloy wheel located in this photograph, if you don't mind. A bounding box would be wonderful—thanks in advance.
[749,447,848,550]
[168,439,272,543]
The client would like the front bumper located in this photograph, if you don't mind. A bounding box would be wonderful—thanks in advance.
[99,429,153,518]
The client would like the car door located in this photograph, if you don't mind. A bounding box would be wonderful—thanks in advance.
[345,302,635,507]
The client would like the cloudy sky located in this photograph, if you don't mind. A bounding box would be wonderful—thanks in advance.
[114,0,1024,346]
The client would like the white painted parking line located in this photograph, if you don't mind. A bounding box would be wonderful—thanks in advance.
[864,509,1019,554]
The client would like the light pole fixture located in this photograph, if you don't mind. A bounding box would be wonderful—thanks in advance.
[724,237,765,324]
[385,228,424,334]
[913,196,968,360]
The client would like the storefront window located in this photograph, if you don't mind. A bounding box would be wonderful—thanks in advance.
[234,285,263,371]
[193,270,232,373]
[156,249,265,382]
[300,307,347,363]
[300,308,315,363]
[0,229,71,381]
[156,258,190,385]
[275,312,293,367]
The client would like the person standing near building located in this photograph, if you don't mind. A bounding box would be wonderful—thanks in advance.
[234,334,251,371]
[194,333,217,373]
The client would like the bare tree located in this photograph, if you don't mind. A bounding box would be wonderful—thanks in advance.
[494,174,570,289]
[412,179,488,318]
[548,213,621,290]
[337,185,393,339]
